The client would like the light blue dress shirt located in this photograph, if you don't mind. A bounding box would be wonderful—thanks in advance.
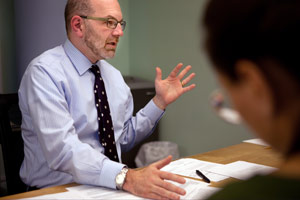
[18,39,164,189]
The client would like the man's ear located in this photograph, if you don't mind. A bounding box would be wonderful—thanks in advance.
[70,16,84,38]
[235,59,274,116]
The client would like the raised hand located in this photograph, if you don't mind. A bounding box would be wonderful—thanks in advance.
[123,155,186,200]
[153,63,196,110]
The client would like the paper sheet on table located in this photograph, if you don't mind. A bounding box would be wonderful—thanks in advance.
[66,185,143,199]
[161,158,228,182]
[208,160,277,180]
[243,138,269,147]
[168,178,220,200]
[20,190,86,199]
[20,187,142,200]
[20,171,221,200]
[66,178,219,200]
[20,181,219,200]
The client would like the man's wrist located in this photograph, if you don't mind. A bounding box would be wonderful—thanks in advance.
[122,168,133,192]
[153,96,167,110]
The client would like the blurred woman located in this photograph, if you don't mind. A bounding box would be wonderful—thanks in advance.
[203,0,300,199]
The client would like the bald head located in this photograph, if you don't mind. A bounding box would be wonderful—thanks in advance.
[64,0,122,36]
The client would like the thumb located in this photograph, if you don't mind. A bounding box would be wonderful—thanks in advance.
[153,155,173,169]
[155,67,162,82]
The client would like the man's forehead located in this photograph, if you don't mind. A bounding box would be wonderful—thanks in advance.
[91,0,122,17]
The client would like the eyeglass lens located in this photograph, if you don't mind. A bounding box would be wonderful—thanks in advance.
[210,89,242,125]
[107,18,126,30]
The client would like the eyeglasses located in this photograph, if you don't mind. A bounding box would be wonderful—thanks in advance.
[210,89,242,125]
[80,16,126,31]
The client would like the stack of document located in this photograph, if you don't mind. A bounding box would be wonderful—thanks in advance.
[207,160,277,180]
[21,180,219,200]
[161,158,228,182]
[161,158,277,182]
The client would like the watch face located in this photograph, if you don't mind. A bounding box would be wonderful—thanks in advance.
[116,167,128,190]
[116,174,124,185]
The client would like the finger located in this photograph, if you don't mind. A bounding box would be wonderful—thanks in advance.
[152,184,182,200]
[181,73,196,86]
[156,178,186,196]
[146,192,167,200]
[153,155,173,169]
[155,67,162,82]
[178,65,192,80]
[182,84,196,93]
[160,171,186,185]
[168,63,183,78]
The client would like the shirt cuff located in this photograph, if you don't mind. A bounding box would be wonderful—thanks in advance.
[99,158,126,189]
[143,100,165,123]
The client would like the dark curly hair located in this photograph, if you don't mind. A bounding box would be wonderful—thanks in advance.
[203,0,300,156]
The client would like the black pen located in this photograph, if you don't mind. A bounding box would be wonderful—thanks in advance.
[196,170,211,183]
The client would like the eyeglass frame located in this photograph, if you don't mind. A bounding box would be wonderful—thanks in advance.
[80,15,126,31]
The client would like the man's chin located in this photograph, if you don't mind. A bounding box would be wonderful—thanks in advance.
[101,51,116,60]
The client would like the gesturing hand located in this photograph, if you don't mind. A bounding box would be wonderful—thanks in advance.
[123,155,186,200]
[153,63,196,110]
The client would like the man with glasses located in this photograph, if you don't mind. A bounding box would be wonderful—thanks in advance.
[18,0,195,199]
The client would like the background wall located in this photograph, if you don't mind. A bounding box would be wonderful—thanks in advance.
[14,0,68,84]
[14,0,131,83]
[128,0,252,156]
[107,0,130,76]
[1,0,252,158]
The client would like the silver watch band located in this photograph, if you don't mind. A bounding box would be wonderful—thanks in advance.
[115,166,128,190]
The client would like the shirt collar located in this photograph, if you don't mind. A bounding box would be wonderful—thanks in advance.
[63,39,98,76]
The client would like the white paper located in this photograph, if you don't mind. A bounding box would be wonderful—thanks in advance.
[167,178,220,200]
[161,158,228,182]
[208,160,277,180]
[66,179,220,200]
[20,190,86,199]
[243,138,269,147]
[66,185,144,199]
[21,182,219,200]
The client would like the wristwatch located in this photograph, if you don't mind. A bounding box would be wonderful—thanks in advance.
[115,166,129,190]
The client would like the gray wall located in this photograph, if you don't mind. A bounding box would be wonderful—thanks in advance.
[107,0,131,75]
[14,0,131,82]
[128,0,252,156]
[14,0,68,84]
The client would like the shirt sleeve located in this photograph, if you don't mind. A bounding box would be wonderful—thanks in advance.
[20,64,125,188]
[119,95,165,152]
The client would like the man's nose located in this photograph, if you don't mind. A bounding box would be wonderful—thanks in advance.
[112,24,124,37]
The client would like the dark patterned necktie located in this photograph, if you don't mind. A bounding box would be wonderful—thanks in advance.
[90,65,119,162]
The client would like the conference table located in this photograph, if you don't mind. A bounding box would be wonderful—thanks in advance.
[1,142,283,199]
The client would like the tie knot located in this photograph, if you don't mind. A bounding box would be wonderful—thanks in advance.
[90,65,100,76]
